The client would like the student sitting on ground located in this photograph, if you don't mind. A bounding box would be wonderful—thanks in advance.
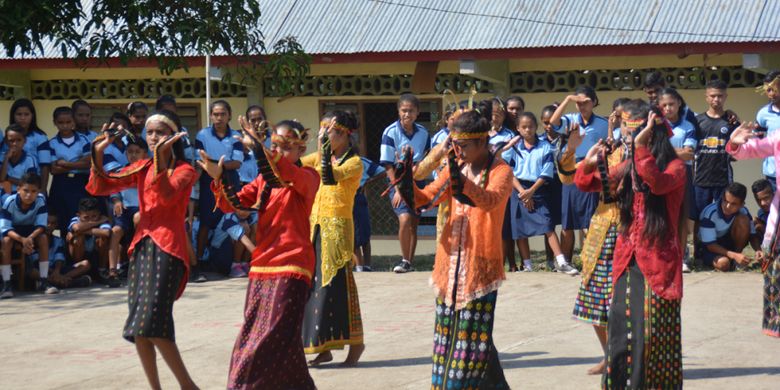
[67,197,113,286]
[0,173,57,298]
[211,210,257,278]
[29,214,92,289]
[752,179,774,239]
[698,182,763,271]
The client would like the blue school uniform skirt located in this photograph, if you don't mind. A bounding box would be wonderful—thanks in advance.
[353,191,371,247]
[561,183,598,230]
[513,180,554,239]
[49,173,89,234]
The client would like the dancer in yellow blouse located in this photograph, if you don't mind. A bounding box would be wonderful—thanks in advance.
[301,111,366,366]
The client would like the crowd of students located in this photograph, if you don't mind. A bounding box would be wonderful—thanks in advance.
[1,69,780,388]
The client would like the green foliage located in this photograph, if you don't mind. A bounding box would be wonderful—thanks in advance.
[0,0,310,94]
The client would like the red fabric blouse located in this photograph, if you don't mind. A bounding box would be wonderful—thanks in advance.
[576,146,686,300]
[212,154,320,285]
[86,159,197,299]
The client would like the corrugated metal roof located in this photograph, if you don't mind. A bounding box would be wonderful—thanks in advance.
[4,0,780,59]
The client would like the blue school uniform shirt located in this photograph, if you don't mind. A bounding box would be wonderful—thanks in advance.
[698,202,755,244]
[489,127,515,163]
[102,142,129,172]
[553,113,609,161]
[379,121,431,166]
[112,187,139,209]
[431,128,449,149]
[29,235,67,267]
[668,116,697,166]
[508,139,554,182]
[78,129,98,143]
[238,150,259,184]
[68,216,111,252]
[359,157,386,188]
[4,150,39,190]
[48,133,91,174]
[0,193,47,236]
[756,103,780,178]
[211,212,257,248]
[194,126,243,163]
[0,130,52,167]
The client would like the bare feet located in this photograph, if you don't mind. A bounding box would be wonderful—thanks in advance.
[341,343,365,367]
[308,351,333,366]
[587,358,606,375]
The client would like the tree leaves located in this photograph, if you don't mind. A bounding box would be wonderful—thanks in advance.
[0,0,310,95]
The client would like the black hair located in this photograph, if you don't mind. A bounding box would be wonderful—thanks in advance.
[658,87,688,117]
[763,70,780,83]
[329,110,359,154]
[110,112,131,128]
[245,105,266,118]
[9,98,46,135]
[518,111,539,128]
[452,110,490,135]
[541,104,558,118]
[71,99,91,113]
[574,86,599,107]
[506,95,526,111]
[53,106,73,121]
[147,109,186,162]
[612,97,631,110]
[643,71,666,89]
[4,123,26,139]
[398,93,420,109]
[275,120,309,142]
[126,136,149,151]
[78,197,101,213]
[752,178,773,195]
[617,99,683,247]
[705,79,728,91]
[726,182,748,203]
[477,98,516,133]
[155,95,176,111]
[127,101,149,116]
[19,172,41,188]
[209,99,232,115]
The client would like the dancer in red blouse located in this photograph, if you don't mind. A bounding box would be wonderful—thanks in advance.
[199,118,319,390]
[578,100,686,389]
[88,110,198,389]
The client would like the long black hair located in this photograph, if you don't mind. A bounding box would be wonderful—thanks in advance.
[9,98,46,135]
[658,87,688,121]
[616,99,683,246]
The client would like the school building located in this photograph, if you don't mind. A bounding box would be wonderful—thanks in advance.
[1,0,779,235]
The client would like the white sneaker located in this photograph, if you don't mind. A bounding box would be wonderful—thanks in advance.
[682,262,691,273]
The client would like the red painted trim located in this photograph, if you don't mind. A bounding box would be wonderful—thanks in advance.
[1,42,778,69]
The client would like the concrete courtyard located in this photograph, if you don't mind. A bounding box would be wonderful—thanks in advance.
[2,262,779,389]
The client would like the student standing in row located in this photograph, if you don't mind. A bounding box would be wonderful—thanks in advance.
[6,99,51,192]
[756,70,780,191]
[48,107,91,235]
[549,86,608,275]
[379,94,430,274]
[193,100,243,282]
